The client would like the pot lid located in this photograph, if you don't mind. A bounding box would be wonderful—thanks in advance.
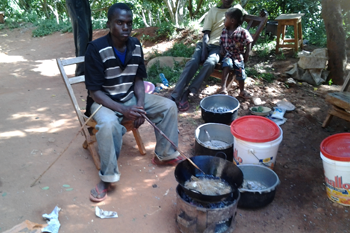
[320,133,350,162]
[230,116,280,142]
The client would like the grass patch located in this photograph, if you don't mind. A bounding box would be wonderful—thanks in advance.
[253,37,276,59]
[246,67,275,83]
[32,19,71,37]
[147,41,195,61]
[146,60,184,85]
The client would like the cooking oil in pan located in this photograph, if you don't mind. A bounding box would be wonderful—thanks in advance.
[184,176,232,196]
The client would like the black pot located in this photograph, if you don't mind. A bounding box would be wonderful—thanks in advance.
[194,123,234,162]
[237,165,280,209]
[200,94,240,125]
[174,155,243,203]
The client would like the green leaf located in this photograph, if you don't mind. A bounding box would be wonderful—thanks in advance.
[62,184,70,188]
[2,192,7,197]
[42,186,49,190]
[66,188,74,191]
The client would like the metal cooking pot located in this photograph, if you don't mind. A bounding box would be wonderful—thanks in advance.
[175,155,243,203]
[237,164,280,208]
[200,94,240,125]
[194,123,234,162]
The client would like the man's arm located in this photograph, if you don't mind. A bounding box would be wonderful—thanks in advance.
[244,42,252,63]
[132,75,146,128]
[90,89,145,122]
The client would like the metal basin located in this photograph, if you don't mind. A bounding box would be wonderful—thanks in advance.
[200,94,240,125]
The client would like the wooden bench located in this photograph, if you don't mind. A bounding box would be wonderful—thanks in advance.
[322,72,350,127]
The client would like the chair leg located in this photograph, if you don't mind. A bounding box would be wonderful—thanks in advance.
[87,142,101,170]
[82,140,88,149]
[226,73,237,90]
[82,138,101,170]
[132,128,147,155]
[322,113,333,128]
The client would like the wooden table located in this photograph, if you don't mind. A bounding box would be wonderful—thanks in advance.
[275,13,304,53]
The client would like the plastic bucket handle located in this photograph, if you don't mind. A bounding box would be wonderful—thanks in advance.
[249,149,271,168]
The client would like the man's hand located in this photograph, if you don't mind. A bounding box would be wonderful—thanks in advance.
[122,105,146,122]
[133,116,145,128]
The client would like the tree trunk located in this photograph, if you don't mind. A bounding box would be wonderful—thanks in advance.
[322,0,347,85]
[141,10,150,27]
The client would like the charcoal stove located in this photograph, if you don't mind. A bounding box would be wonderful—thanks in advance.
[175,185,240,233]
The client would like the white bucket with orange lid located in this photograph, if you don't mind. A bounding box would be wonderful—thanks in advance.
[230,116,283,170]
[320,133,350,206]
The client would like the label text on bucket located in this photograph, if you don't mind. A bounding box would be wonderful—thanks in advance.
[325,175,350,190]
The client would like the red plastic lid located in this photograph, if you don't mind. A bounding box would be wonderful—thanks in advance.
[230,116,281,143]
[320,133,350,162]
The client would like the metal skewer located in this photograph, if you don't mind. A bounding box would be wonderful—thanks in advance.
[140,113,205,174]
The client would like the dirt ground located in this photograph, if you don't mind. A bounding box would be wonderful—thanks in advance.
[0,26,350,233]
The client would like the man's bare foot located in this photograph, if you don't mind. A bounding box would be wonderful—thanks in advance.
[90,180,110,202]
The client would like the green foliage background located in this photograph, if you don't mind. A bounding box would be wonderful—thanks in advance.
[0,0,349,46]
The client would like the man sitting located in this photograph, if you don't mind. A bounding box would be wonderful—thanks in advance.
[84,3,184,202]
[170,0,246,111]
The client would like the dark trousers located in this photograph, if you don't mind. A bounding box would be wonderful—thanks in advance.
[66,0,92,76]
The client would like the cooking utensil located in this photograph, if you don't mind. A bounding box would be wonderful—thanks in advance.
[204,129,212,144]
[237,164,280,208]
[141,113,205,174]
[200,94,240,125]
[175,155,243,202]
[195,123,234,161]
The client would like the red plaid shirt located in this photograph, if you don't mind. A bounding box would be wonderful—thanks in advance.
[220,26,253,62]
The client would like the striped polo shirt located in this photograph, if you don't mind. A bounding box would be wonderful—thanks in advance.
[85,33,147,102]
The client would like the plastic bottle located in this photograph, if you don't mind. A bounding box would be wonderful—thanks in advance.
[159,73,169,87]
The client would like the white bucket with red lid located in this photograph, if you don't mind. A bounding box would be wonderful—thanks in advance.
[320,133,350,206]
[230,116,283,170]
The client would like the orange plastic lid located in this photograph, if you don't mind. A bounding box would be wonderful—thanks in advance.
[230,116,280,143]
[320,133,350,162]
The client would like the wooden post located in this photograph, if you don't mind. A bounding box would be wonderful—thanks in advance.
[0,11,4,24]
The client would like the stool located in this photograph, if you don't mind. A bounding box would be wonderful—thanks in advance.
[275,13,305,53]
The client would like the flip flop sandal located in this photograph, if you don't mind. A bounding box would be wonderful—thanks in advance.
[238,91,252,99]
[220,90,228,95]
[178,101,190,112]
[152,156,185,166]
[89,185,108,202]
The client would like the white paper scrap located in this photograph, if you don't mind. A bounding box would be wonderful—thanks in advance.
[95,206,118,219]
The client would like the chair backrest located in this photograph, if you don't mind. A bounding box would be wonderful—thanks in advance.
[243,10,269,47]
[56,56,86,128]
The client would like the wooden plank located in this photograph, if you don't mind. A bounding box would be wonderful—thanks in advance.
[340,72,350,92]
[275,13,305,20]
[330,106,350,123]
[61,56,84,66]
[326,92,350,111]
[69,75,85,84]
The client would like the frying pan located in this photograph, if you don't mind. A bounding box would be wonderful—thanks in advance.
[175,155,243,202]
